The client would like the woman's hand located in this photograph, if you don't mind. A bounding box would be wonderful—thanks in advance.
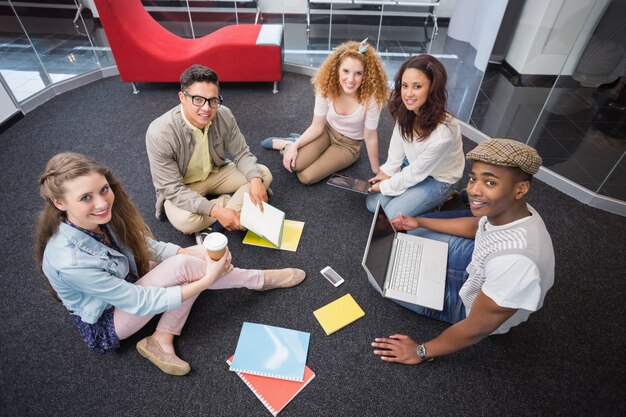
[367,171,390,193]
[202,248,233,287]
[368,182,381,193]
[368,171,391,183]
[282,144,299,173]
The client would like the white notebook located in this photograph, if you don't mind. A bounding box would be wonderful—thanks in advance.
[240,192,285,247]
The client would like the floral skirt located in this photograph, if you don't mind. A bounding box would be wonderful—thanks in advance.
[70,272,139,354]
[71,307,119,354]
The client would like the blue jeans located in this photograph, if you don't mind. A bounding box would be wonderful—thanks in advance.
[390,210,475,324]
[365,176,456,219]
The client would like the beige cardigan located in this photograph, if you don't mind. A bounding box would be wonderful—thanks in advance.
[146,105,262,219]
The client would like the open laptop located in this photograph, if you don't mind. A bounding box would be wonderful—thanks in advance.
[361,202,448,311]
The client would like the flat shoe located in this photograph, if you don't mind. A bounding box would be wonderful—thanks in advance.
[136,336,191,376]
[258,268,306,291]
[261,136,297,150]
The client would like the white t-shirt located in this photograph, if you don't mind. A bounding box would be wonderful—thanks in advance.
[460,207,555,334]
[378,117,464,196]
[313,94,381,140]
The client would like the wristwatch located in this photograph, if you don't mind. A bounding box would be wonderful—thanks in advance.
[416,343,429,363]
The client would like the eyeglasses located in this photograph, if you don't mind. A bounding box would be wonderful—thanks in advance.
[182,91,223,109]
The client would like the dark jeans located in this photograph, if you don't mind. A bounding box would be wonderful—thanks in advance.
[392,210,475,324]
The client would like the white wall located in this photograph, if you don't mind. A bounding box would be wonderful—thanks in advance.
[447,0,508,71]
[505,0,610,75]
[259,0,307,14]
[437,0,457,19]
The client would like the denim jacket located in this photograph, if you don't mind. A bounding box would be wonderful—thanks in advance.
[42,222,182,324]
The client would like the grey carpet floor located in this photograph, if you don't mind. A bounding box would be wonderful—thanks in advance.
[0,72,624,416]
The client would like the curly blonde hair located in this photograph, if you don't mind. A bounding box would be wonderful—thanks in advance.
[311,40,389,108]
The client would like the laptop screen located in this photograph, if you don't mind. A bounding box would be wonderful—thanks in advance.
[363,204,396,290]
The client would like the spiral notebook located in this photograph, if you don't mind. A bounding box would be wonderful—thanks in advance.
[227,355,315,416]
[229,322,311,382]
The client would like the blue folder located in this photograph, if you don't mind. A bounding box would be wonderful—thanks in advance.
[229,322,311,382]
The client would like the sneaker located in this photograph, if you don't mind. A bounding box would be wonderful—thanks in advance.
[136,336,191,376]
[257,268,306,291]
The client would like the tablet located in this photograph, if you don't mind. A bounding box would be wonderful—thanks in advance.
[327,173,369,194]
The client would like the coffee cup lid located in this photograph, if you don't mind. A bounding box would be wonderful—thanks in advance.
[203,232,228,250]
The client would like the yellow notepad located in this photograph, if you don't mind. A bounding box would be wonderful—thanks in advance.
[313,294,365,335]
[242,220,305,252]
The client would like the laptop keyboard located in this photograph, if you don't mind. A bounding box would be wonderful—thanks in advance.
[389,239,424,295]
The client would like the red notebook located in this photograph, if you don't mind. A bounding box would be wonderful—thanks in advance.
[227,355,315,416]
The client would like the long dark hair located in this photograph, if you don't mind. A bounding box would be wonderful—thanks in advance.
[35,153,152,300]
[389,54,449,141]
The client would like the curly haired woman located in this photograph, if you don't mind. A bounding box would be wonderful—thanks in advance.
[261,39,389,184]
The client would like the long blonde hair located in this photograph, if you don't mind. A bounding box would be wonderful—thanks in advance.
[312,40,389,108]
[35,153,152,299]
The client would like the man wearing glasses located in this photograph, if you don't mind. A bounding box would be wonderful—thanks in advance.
[146,64,272,237]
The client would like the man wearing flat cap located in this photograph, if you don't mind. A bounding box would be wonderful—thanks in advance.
[371,138,555,365]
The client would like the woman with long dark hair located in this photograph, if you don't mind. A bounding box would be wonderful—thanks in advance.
[366,54,464,218]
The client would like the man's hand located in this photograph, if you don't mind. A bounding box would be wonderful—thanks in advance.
[391,213,420,232]
[371,334,422,365]
[249,177,268,212]
[211,205,243,231]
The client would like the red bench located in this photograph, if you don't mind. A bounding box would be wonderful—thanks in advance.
[94,0,283,93]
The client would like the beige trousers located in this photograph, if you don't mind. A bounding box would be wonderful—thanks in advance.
[284,124,362,185]
[164,163,272,234]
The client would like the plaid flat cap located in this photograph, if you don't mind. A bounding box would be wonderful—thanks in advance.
[467,138,542,175]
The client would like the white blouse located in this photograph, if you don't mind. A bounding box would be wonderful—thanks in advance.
[379,116,464,196]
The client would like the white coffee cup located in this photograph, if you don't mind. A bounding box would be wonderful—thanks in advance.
[203,232,228,261]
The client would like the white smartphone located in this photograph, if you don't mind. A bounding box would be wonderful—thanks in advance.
[320,266,345,287]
